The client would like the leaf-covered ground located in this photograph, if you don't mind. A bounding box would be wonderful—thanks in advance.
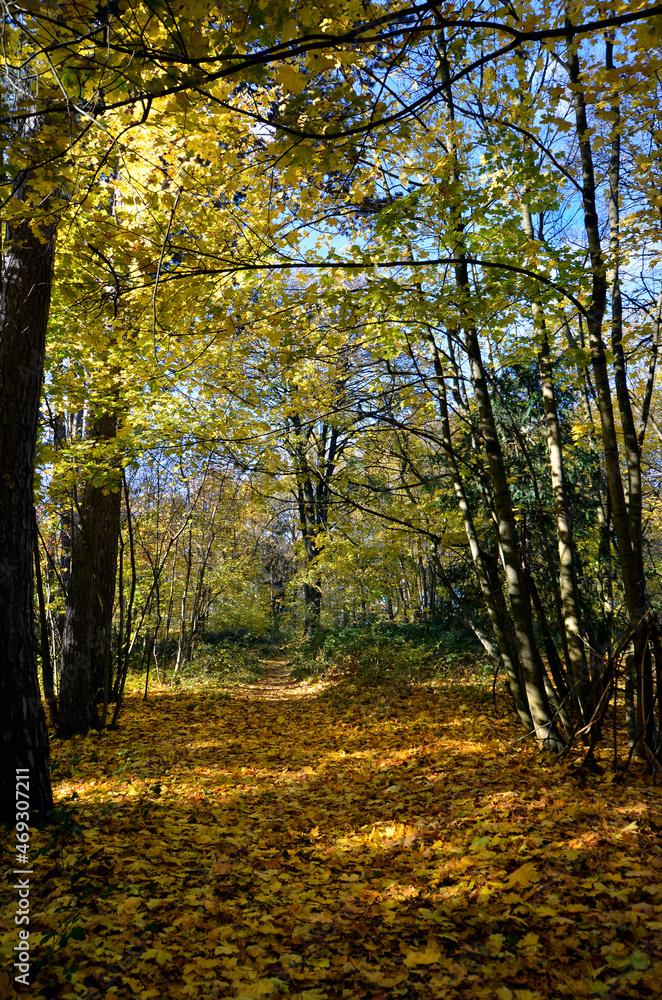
[2,661,662,999]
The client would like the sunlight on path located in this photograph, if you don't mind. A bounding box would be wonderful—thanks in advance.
[238,658,328,702]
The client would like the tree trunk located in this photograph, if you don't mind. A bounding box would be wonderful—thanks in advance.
[605,39,646,603]
[161,541,179,680]
[0,162,56,824]
[58,412,121,737]
[518,200,592,723]
[304,581,322,635]
[173,526,193,680]
[566,22,645,625]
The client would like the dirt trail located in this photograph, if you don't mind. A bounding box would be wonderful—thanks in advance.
[234,654,327,703]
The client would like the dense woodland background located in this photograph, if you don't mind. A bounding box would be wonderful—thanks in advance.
[3,1,662,823]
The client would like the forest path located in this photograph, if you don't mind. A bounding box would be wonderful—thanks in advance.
[234,652,328,703]
[33,669,662,1000]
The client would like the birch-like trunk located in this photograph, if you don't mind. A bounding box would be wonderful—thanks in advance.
[426,332,533,731]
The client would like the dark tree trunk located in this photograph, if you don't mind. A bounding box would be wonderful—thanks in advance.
[303,581,322,635]
[288,413,345,638]
[58,412,121,738]
[0,170,56,825]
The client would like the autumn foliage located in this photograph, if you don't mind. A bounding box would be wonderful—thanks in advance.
[3,3,662,990]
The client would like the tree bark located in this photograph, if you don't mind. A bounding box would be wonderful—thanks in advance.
[173,523,193,680]
[565,22,645,625]
[605,39,645,601]
[288,414,344,637]
[434,26,562,750]
[0,162,56,823]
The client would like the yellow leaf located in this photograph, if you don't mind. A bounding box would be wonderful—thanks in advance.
[504,862,540,888]
[275,65,306,95]
[142,948,173,965]
[215,943,239,955]
[404,940,442,966]
[235,980,285,999]
[496,988,513,1000]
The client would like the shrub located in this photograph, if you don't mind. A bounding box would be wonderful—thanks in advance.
[290,621,486,686]
[188,637,262,683]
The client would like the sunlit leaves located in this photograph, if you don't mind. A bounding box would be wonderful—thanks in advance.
[10,661,662,998]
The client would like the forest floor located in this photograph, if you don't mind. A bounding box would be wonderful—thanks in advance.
[2,656,662,1000]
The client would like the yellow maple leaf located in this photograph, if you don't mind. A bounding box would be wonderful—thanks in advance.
[122,979,144,995]
[142,948,173,965]
[504,862,540,888]
[404,940,443,966]
[275,65,306,95]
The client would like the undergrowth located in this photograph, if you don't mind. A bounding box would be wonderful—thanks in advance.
[289,621,488,688]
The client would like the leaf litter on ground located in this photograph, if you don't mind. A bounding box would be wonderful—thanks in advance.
[1,658,662,999]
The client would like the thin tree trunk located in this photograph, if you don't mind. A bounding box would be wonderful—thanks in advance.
[183,501,219,664]
[111,476,137,727]
[494,380,571,678]
[604,38,653,749]
[466,326,563,750]
[520,201,592,722]
[173,526,193,679]
[605,39,645,601]
[566,21,651,751]
[426,331,533,731]
[565,21,645,624]
[433,557,501,663]
[562,315,613,660]
[436,27,561,750]
[161,541,179,681]
[34,521,57,726]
